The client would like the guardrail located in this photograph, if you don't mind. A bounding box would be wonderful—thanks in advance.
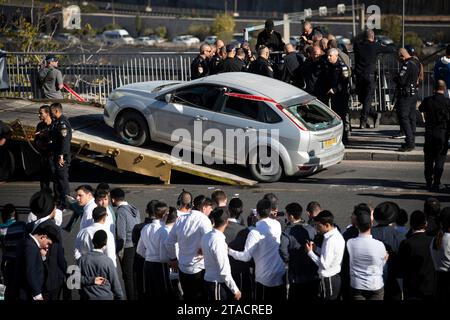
[0,51,438,109]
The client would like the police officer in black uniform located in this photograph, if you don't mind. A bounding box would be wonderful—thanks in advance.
[248,45,274,78]
[49,102,72,209]
[419,80,450,190]
[34,105,54,191]
[303,46,326,99]
[255,19,284,52]
[216,44,243,73]
[323,48,351,145]
[190,43,211,80]
[281,43,304,88]
[353,29,395,128]
[393,48,420,152]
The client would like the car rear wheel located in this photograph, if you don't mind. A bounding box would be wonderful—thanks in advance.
[248,147,283,182]
[116,111,149,147]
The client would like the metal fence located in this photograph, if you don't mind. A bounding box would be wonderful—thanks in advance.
[1,52,197,104]
[0,51,438,108]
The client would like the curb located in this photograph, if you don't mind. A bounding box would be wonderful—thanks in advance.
[344,149,425,162]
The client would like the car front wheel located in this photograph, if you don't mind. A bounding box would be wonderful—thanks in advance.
[116,111,149,147]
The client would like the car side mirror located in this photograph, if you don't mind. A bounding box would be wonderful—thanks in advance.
[165,93,173,103]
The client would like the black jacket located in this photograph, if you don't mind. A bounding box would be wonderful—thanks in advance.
[279,222,318,284]
[190,55,209,80]
[353,40,394,77]
[256,29,284,52]
[51,115,72,162]
[249,57,274,78]
[224,221,252,274]
[281,52,303,88]
[397,232,437,299]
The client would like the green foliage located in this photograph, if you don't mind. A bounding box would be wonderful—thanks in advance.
[404,32,423,55]
[217,31,233,43]
[380,15,402,44]
[211,13,235,36]
[155,26,167,38]
[143,28,155,36]
[135,15,142,36]
[187,23,211,41]
[72,23,97,38]
[79,3,99,13]
[433,31,450,44]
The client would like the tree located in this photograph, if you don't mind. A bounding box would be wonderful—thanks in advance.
[188,24,211,41]
[155,26,167,38]
[380,15,402,44]
[135,14,142,36]
[211,13,235,42]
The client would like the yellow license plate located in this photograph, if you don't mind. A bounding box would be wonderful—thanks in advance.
[323,137,337,148]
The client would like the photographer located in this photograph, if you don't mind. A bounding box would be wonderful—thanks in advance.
[38,55,63,100]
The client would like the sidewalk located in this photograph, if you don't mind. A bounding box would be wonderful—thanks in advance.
[345,124,427,162]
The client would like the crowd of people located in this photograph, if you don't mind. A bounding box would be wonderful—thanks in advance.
[1,186,450,301]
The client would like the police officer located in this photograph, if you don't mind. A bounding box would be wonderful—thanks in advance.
[281,43,304,88]
[190,43,211,80]
[216,44,242,73]
[49,102,72,209]
[298,21,315,51]
[353,29,395,128]
[255,19,284,52]
[323,48,351,145]
[34,105,54,191]
[248,45,274,78]
[393,48,420,152]
[419,80,450,190]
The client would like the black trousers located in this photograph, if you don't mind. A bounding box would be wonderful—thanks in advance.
[424,130,448,186]
[39,155,53,191]
[178,269,205,301]
[356,75,377,122]
[331,93,350,142]
[288,280,320,301]
[436,271,450,300]
[133,254,145,300]
[350,287,384,300]
[232,270,253,300]
[319,274,341,300]
[144,261,172,298]
[396,96,417,147]
[120,247,137,300]
[204,280,233,301]
[52,159,70,209]
[255,281,286,301]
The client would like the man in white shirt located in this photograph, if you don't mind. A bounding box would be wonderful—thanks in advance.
[202,208,241,301]
[165,195,213,300]
[74,206,117,267]
[76,185,96,230]
[94,189,115,234]
[228,198,286,300]
[347,210,388,300]
[306,210,345,300]
[136,202,172,298]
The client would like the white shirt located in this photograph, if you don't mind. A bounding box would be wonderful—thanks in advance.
[165,210,212,274]
[347,234,387,291]
[307,227,345,278]
[105,206,115,235]
[202,229,239,294]
[430,232,450,272]
[74,222,117,267]
[28,209,63,227]
[228,217,285,287]
[136,219,170,263]
[79,198,97,230]
[177,209,191,217]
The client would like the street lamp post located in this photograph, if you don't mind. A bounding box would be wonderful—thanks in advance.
[352,0,356,38]
[402,0,405,47]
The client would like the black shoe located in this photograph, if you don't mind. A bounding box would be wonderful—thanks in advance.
[373,113,380,128]
[432,184,446,190]
[391,133,406,139]
[359,121,370,129]
[398,145,415,152]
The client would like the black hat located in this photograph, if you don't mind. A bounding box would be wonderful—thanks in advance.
[45,54,58,62]
[33,220,60,243]
[373,201,400,225]
[225,44,236,53]
[29,190,55,219]
[265,19,274,30]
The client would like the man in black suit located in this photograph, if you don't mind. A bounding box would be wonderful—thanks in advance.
[13,222,59,300]
[397,210,436,300]
[224,198,253,300]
